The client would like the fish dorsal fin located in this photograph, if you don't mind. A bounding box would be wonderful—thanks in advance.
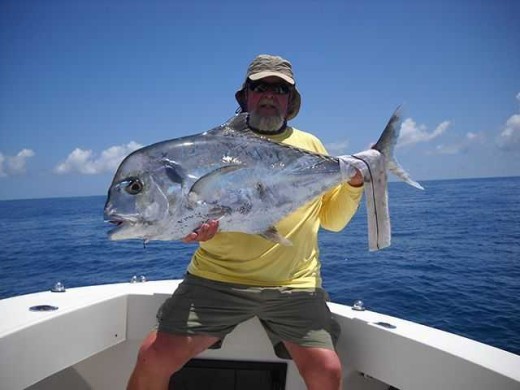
[260,226,292,246]
[225,113,249,131]
[205,114,249,136]
[188,165,245,202]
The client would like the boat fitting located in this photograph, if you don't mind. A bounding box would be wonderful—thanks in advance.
[352,300,366,311]
[51,282,66,293]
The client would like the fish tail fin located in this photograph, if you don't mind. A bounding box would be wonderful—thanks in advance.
[373,106,424,190]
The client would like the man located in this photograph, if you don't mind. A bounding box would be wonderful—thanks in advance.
[127,54,364,390]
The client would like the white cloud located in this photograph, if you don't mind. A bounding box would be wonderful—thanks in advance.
[55,141,142,175]
[466,132,478,140]
[325,140,350,155]
[432,132,484,155]
[0,149,35,177]
[432,144,459,155]
[497,114,520,152]
[398,118,450,147]
[495,92,520,152]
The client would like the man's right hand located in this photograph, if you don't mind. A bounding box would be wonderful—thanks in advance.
[182,220,219,243]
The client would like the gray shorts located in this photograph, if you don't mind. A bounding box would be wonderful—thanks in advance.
[157,274,340,359]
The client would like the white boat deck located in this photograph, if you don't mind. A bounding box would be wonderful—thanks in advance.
[1,280,519,390]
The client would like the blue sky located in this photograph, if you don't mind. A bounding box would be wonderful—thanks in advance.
[1,0,519,200]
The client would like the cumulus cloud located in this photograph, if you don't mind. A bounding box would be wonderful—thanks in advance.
[432,132,485,155]
[0,149,35,177]
[55,142,143,175]
[497,113,520,152]
[398,118,450,147]
[495,93,520,152]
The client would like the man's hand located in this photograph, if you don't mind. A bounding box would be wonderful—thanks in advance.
[182,220,219,243]
[348,169,364,187]
[339,157,363,187]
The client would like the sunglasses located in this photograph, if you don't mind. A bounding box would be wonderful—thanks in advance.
[248,81,292,95]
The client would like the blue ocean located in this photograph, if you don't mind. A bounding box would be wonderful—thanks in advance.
[1,177,519,356]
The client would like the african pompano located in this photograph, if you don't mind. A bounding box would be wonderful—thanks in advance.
[104,109,422,248]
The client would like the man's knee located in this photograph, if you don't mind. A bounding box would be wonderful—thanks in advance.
[318,356,342,381]
[302,355,341,380]
[134,331,221,377]
[285,343,342,389]
[134,332,186,377]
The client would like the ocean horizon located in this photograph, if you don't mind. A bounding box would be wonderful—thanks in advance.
[2,175,519,202]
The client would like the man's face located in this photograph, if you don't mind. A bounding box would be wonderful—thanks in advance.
[245,76,292,131]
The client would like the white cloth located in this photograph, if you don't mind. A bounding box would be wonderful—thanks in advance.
[339,150,390,251]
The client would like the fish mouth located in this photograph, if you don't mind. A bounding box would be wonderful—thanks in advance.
[107,219,124,229]
[106,216,123,225]
[105,219,128,236]
[105,215,129,226]
[104,215,138,239]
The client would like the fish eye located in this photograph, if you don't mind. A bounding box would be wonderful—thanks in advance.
[124,178,144,195]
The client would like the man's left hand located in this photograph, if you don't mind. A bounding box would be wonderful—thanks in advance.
[348,169,363,187]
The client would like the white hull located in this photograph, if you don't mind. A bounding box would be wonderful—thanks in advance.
[1,280,518,389]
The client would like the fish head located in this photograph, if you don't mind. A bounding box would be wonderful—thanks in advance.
[104,150,184,240]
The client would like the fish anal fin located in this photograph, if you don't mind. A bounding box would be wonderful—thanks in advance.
[259,226,292,246]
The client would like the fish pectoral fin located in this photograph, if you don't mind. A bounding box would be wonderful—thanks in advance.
[189,165,246,198]
[259,226,293,246]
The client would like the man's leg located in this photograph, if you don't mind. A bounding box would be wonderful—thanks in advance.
[129,275,259,389]
[283,341,342,390]
[127,330,219,390]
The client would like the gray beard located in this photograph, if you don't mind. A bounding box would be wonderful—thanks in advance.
[248,111,285,132]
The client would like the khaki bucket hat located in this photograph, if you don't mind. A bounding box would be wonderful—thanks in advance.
[235,54,302,121]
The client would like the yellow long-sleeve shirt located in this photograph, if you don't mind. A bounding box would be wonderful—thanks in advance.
[187,126,364,288]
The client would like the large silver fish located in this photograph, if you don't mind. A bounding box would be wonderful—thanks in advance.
[104,109,423,249]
